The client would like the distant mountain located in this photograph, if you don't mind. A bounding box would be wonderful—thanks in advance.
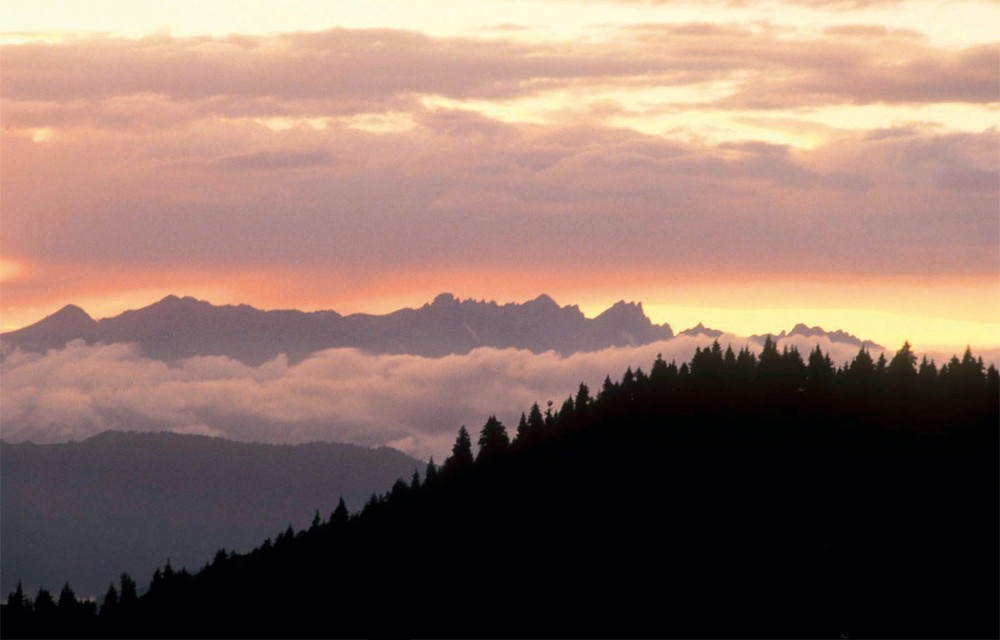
[750,323,882,351]
[0,432,423,598]
[1,294,885,366]
[0,294,675,365]
[678,322,725,339]
[676,322,884,351]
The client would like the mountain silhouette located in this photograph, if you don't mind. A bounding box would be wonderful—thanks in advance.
[677,322,725,338]
[1,294,884,366]
[0,294,674,365]
[752,323,881,350]
[1,432,423,598]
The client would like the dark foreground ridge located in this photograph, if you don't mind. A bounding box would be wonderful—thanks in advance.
[3,341,997,638]
[1,433,424,598]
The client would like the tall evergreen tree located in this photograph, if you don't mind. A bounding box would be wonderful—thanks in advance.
[99,583,119,620]
[887,341,918,386]
[917,356,938,391]
[443,426,474,474]
[558,396,575,426]
[735,346,757,382]
[847,347,875,386]
[574,382,592,416]
[806,345,834,390]
[57,583,78,614]
[513,412,530,447]
[118,572,138,607]
[874,352,888,378]
[477,416,510,461]
[6,581,30,614]
[330,497,350,527]
[600,375,617,399]
[650,354,670,384]
[757,336,782,379]
[33,588,56,622]
[425,457,439,484]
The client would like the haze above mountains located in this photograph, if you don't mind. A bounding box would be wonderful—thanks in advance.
[1,293,881,364]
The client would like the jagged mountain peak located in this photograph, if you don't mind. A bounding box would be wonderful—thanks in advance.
[525,293,559,308]
[679,322,724,338]
[789,322,819,335]
[752,324,882,350]
[430,292,458,306]
[146,294,214,311]
[3,293,885,362]
[595,300,646,322]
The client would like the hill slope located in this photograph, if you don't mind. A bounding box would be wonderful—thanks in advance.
[0,432,423,597]
[10,347,994,638]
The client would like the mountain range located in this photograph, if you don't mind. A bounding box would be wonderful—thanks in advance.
[1,431,423,598]
[0,293,881,365]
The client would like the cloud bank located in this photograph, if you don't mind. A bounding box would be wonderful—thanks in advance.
[5,334,956,461]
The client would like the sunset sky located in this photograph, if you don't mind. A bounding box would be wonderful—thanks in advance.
[2,0,998,352]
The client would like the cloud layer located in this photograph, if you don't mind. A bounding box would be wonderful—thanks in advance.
[0,334,923,460]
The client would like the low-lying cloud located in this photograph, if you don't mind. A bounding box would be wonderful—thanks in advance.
[1,335,932,461]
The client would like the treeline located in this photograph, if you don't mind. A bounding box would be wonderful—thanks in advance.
[3,342,997,638]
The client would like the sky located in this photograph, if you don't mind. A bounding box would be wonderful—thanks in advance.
[2,0,999,353]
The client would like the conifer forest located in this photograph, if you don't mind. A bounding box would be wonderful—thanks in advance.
[3,341,998,639]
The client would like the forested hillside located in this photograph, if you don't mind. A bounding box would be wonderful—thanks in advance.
[1,433,423,597]
[4,341,997,639]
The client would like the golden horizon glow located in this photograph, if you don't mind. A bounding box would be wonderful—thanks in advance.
[4,262,997,354]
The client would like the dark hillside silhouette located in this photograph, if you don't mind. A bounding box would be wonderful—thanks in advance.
[4,343,997,639]
[1,433,423,598]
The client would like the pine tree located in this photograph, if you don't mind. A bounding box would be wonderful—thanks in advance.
[887,341,917,386]
[425,457,439,484]
[558,396,575,426]
[600,375,617,399]
[330,497,350,527]
[914,356,936,392]
[873,352,888,383]
[528,402,545,441]
[33,588,56,621]
[650,354,669,384]
[100,583,119,620]
[119,572,138,607]
[806,345,834,390]
[757,336,782,379]
[6,580,30,614]
[4,581,32,635]
[847,347,875,386]
[514,412,530,446]
[443,426,474,474]
[574,382,591,417]
[477,416,509,461]
[57,583,77,612]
